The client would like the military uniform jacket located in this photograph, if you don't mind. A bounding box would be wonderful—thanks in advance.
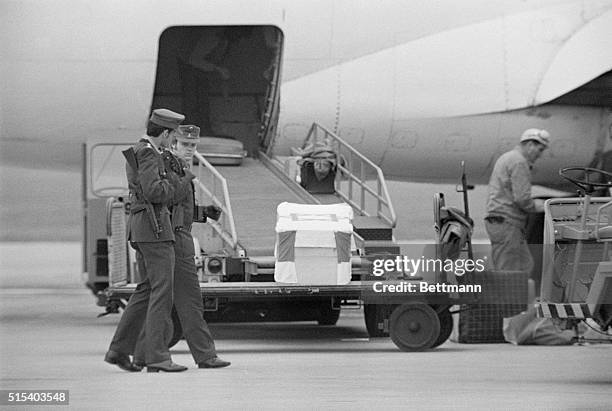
[126,139,193,242]
[169,156,196,231]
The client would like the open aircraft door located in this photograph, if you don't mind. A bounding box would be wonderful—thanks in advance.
[151,25,284,156]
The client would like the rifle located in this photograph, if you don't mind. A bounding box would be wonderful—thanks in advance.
[457,161,474,259]
[122,148,162,239]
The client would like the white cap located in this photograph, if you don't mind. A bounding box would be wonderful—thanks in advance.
[520,128,550,147]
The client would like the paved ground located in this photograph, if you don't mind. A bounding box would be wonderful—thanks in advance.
[1,289,611,410]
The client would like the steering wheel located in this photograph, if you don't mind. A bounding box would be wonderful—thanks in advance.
[559,167,612,194]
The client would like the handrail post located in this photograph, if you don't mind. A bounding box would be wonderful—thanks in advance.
[360,161,366,212]
[377,178,382,218]
[348,151,353,203]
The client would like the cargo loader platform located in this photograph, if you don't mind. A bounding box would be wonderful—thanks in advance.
[101,123,476,351]
[108,280,480,302]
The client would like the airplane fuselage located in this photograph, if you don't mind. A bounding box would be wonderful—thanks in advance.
[2,0,611,186]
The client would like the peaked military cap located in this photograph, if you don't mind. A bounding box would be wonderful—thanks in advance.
[176,125,201,142]
[150,108,185,129]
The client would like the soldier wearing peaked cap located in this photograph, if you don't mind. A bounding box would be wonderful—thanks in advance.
[132,125,230,369]
[149,108,185,129]
[105,108,195,373]
[485,128,551,274]
[175,125,201,161]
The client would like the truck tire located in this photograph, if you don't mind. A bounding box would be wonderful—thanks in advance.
[431,306,453,348]
[364,304,389,337]
[318,302,341,325]
[389,303,440,351]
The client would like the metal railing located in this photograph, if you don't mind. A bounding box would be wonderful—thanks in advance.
[299,123,397,227]
[260,32,283,154]
[193,152,240,254]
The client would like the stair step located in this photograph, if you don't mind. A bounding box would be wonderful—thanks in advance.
[353,216,393,241]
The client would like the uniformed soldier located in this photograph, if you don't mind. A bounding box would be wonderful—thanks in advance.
[134,125,230,369]
[104,108,195,373]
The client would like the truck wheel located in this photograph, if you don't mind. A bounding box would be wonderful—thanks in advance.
[364,304,389,337]
[318,303,341,325]
[431,306,453,348]
[389,303,440,351]
[168,306,183,348]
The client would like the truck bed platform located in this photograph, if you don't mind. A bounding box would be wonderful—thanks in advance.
[107,280,479,304]
[109,281,364,298]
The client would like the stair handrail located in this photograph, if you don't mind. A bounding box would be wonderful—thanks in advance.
[259,32,283,154]
[300,123,397,227]
[193,151,240,253]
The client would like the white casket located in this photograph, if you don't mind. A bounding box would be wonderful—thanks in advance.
[274,202,353,285]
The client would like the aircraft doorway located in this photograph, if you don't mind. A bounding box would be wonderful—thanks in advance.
[152,26,283,156]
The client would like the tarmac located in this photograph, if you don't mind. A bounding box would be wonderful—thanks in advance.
[1,243,611,410]
[0,290,611,410]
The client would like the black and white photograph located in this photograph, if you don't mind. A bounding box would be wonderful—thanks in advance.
[1,0,611,409]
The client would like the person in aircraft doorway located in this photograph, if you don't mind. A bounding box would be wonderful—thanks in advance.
[182,28,231,134]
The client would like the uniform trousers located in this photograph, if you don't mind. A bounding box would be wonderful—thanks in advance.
[485,220,534,275]
[134,229,218,364]
[108,241,174,364]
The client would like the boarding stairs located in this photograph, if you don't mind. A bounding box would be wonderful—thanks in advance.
[191,122,398,261]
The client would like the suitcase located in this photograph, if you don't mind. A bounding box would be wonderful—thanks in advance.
[196,136,246,166]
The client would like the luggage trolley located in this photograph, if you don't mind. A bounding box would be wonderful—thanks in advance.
[535,167,612,336]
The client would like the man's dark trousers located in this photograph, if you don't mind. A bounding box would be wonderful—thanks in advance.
[133,230,217,364]
[172,229,217,363]
[109,241,174,364]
